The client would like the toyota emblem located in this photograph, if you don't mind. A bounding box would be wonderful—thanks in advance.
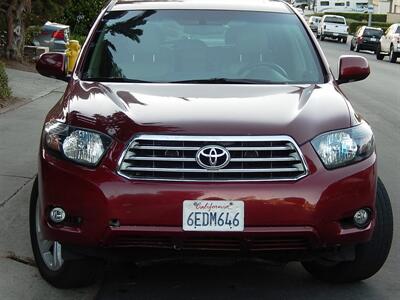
[196,145,231,170]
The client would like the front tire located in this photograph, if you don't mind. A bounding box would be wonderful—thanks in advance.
[376,45,384,60]
[389,45,398,63]
[29,177,102,288]
[302,178,393,283]
[320,35,325,41]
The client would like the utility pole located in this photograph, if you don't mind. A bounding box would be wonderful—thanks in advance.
[368,0,373,27]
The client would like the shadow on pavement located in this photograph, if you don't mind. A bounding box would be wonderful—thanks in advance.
[95,260,382,300]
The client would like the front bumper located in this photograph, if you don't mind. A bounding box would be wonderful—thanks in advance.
[360,41,380,51]
[38,142,377,255]
[323,32,347,38]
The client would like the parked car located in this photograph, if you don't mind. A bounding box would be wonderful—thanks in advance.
[317,15,348,43]
[376,23,400,63]
[33,0,393,288]
[33,21,70,52]
[308,16,321,32]
[350,26,383,53]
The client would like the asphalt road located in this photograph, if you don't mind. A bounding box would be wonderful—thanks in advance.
[0,39,398,299]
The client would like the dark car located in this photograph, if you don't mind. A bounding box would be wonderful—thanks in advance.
[32,0,393,288]
[32,21,70,52]
[350,26,383,52]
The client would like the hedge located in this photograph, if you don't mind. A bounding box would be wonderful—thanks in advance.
[0,61,11,100]
[348,21,391,34]
[69,34,87,47]
[25,26,42,46]
[312,12,387,23]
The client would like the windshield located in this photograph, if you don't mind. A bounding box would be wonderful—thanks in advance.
[324,17,345,24]
[363,28,383,38]
[82,10,324,84]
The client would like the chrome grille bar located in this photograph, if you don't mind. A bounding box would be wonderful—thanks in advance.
[118,135,309,182]
[125,157,196,162]
[122,167,303,173]
[133,146,200,151]
[227,146,293,151]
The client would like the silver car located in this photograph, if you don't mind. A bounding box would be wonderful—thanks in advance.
[308,16,321,32]
[33,21,70,52]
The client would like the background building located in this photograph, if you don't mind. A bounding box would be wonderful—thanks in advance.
[392,0,400,13]
[373,0,391,13]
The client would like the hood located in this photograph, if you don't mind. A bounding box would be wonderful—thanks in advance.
[65,80,351,145]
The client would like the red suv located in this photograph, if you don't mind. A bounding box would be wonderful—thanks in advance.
[31,0,393,288]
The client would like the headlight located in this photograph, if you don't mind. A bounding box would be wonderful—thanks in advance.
[43,121,112,166]
[311,122,374,169]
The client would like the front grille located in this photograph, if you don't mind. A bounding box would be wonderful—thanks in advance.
[118,135,308,181]
[111,236,310,251]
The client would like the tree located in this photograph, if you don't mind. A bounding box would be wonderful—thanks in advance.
[0,0,106,60]
[29,0,71,26]
[0,0,31,59]
[63,0,107,36]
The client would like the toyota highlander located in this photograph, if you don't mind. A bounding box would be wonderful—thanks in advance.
[30,0,393,288]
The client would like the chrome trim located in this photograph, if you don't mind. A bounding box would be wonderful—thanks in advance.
[117,135,309,182]
[230,157,298,162]
[123,167,302,173]
[133,135,299,142]
[125,157,196,162]
[227,146,293,151]
[134,146,200,151]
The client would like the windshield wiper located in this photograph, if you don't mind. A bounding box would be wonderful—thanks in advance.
[83,77,154,83]
[169,78,287,85]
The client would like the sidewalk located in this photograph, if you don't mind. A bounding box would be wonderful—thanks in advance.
[0,69,97,299]
[0,69,66,200]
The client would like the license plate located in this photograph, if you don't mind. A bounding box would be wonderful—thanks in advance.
[370,38,376,42]
[183,200,244,232]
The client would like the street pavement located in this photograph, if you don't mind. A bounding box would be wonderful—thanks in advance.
[0,39,399,299]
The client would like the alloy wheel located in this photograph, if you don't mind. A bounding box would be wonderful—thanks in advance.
[35,199,64,271]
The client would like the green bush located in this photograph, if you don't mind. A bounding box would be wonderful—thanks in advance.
[69,34,87,46]
[348,21,391,34]
[25,25,42,45]
[0,61,11,99]
[312,13,387,23]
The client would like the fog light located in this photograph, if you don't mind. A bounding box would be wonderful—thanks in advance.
[353,209,370,228]
[50,207,66,223]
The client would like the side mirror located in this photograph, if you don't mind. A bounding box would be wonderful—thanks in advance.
[337,55,370,85]
[36,52,69,82]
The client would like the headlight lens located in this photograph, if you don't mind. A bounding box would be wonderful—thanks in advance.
[311,122,374,169]
[43,121,112,166]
